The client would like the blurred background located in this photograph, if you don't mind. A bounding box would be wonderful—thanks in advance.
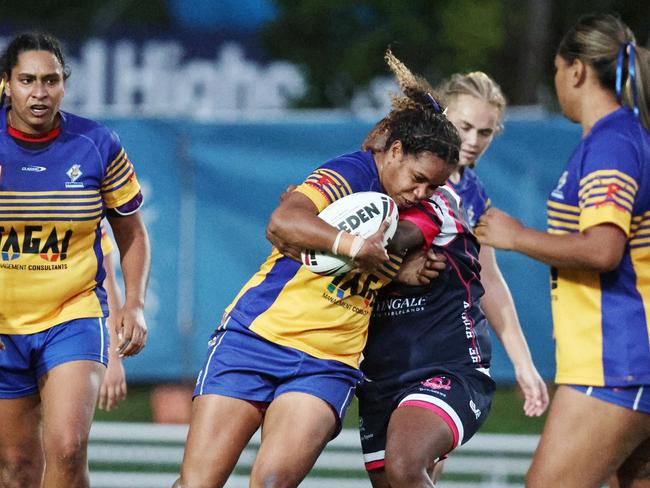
[3,0,648,402]
[1,1,648,485]
[0,0,650,392]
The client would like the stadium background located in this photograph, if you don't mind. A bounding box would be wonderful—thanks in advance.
[1,1,648,486]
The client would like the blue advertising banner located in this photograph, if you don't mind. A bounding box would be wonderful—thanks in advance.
[103,116,581,383]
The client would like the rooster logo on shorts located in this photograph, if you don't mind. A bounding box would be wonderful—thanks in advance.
[422,376,452,390]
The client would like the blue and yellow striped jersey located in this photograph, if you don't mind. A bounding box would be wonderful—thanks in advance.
[0,108,142,334]
[225,150,398,368]
[548,108,650,386]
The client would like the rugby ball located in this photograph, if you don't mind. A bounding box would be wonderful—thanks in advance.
[301,192,398,276]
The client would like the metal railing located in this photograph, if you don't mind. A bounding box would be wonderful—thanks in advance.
[89,422,538,488]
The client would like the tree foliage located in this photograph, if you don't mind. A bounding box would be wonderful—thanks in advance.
[261,0,650,107]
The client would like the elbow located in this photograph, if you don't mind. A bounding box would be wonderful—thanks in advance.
[267,208,288,241]
[590,250,623,273]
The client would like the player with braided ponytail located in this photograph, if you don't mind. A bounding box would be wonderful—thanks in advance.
[175,50,460,488]
[478,13,650,487]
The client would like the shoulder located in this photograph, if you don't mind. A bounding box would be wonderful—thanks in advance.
[61,111,122,157]
[322,150,374,172]
[461,167,485,188]
[317,150,380,191]
[61,111,121,146]
[586,109,647,156]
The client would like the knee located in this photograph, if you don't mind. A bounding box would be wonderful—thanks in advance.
[251,471,300,488]
[44,433,88,471]
[0,452,44,488]
[385,455,430,488]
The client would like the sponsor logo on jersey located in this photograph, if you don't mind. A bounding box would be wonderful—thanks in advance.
[65,163,84,188]
[21,165,47,172]
[470,399,482,419]
[321,273,380,316]
[551,171,568,199]
[422,376,452,390]
[373,296,427,317]
[0,225,73,262]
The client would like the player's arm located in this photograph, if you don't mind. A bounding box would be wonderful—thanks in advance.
[478,244,549,417]
[98,250,128,411]
[391,204,447,285]
[476,209,626,272]
[107,212,150,357]
[267,190,389,272]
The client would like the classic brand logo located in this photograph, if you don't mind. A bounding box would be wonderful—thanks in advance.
[21,165,47,172]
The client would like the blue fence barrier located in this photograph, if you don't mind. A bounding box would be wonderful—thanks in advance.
[104,115,581,382]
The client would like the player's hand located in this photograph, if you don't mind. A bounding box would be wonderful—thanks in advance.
[266,226,302,261]
[115,303,147,358]
[475,208,524,250]
[395,248,446,285]
[98,357,127,411]
[515,363,549,417]
[0,336,5,351]
[351,219,390,273]
[280,183,298,202]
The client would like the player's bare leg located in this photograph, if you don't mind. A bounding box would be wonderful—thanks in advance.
[0,395,43,488]
[527,385,650,488]
[615,436,650,488]
[250,392,337,488]
[383,406,453,488]
[175,394,263,487]
[39,360,104,488]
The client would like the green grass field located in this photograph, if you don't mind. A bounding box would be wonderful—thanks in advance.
[95,383,551,435]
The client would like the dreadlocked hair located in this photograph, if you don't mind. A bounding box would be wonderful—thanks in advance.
[362,49,460,167]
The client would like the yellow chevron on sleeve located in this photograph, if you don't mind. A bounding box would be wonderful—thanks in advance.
[547,200,580,213]
[295,183,331,213]
[547,209,579,222]
[579,169,638,192]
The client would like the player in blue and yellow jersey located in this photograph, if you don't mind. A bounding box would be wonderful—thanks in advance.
[357,70,548,487]
[0,33,150,488]
[174,50,461,488]
[478,13,650,488]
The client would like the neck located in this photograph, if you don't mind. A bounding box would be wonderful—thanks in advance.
[7,110,60,136]
[373,150,387,175]
[578,87,620,136]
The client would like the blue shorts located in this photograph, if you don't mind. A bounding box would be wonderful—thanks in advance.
[358,367,495,470]
[0,317,109,399]
[572,384,650,414]
[194,315,363,434]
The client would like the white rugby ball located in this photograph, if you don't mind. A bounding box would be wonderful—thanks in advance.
[301,191,398,276]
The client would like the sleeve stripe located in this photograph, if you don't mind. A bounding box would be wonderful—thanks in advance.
[303,168,352,203]
[580,185,635,205]
[582,193,634,211]
[103,157,133,187]
[548,220,580,231]
[320,169,353,195]
[107,148,126,169]
[547,209,579,222]
[579,169,639,192]
[632,211,650,223]
[102,166,134,192]
[547,200,580,214]
[102,175,136,195]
